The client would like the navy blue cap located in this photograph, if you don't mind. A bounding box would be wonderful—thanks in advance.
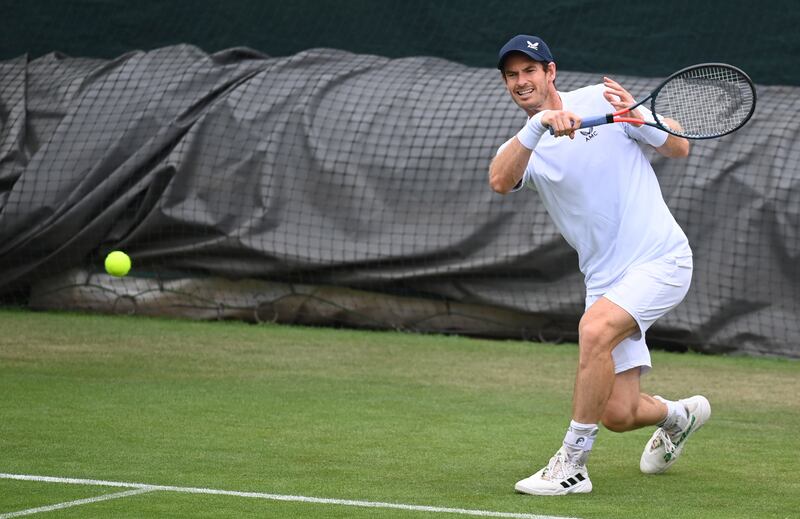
[497,35,555,69]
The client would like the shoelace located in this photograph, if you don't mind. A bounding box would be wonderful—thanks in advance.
[543,451,582,480]
[654,428,677,454]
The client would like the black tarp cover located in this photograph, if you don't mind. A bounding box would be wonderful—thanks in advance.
[1,46,797,357]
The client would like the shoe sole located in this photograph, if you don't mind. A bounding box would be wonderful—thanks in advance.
[515,479,592,496]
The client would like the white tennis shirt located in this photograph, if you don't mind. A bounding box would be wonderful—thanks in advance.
[501,84,690,296]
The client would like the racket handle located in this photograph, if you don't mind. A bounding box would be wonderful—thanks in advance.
[547,114,613,135]
[579,114,613,129]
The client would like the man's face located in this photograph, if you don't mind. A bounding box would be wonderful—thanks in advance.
[501,54,555,115]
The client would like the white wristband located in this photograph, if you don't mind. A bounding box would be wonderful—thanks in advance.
[628,106,668,147]
[515,111,547,150]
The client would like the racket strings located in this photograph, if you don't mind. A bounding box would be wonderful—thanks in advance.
[654,66,755,138]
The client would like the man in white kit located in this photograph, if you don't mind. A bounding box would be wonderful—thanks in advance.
[488,35,711,495]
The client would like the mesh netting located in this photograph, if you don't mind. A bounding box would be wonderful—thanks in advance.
[1,2,798,358]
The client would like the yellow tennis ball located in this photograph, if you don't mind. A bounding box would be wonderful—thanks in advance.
[105,250,131,277]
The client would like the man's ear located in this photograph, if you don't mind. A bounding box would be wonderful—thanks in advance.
[547,62,557,83]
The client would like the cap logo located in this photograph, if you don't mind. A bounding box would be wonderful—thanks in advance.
[526,41,539,50]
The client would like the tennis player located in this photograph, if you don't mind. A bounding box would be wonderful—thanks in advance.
[489,35,711,495]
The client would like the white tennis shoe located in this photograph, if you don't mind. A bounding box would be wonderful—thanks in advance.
[640,395,711,474]
[515,447,592,495]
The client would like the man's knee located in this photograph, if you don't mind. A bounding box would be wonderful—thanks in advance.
[579,298,638,359]
[578,317,618,362]
[602,404,635,432]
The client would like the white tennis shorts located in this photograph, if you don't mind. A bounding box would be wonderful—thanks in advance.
[585,252,693,375]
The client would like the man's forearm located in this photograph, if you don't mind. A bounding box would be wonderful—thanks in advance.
[489,138,531,194]
[655,117,690,158]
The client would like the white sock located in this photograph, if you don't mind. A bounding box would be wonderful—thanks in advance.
[657,398,689,435]
[562,420,598,465]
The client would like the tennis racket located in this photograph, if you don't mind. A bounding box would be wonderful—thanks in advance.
[562,63,757,140]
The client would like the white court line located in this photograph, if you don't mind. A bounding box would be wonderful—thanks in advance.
[0,488,153,518]
[0,473,582,519]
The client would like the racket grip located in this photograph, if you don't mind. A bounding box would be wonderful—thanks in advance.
[548,114,613,135]
[579,114,613,129]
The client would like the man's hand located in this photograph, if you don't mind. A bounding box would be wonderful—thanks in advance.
[541,110,581,139]
[603,77,644,126]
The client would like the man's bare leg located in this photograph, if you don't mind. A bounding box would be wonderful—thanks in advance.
[572,297,638,424]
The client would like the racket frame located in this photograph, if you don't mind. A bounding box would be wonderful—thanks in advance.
[579,63,757,140]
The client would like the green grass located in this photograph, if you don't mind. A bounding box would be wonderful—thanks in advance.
[0,308,798,518]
